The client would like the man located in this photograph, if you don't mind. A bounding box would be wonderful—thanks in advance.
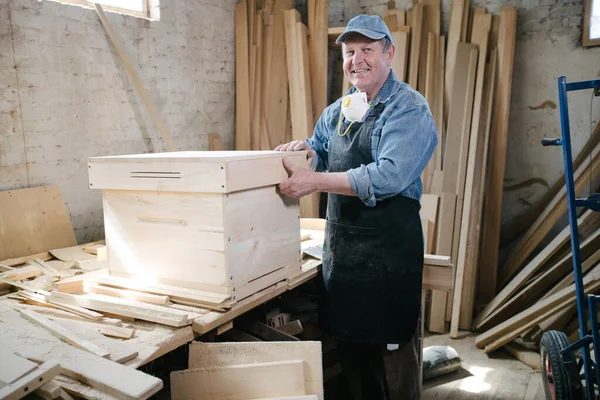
[275,14,437,400]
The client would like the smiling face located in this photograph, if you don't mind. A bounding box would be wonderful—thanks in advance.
[342,33,395,100]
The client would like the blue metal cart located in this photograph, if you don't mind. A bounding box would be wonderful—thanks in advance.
[540,76,600,400]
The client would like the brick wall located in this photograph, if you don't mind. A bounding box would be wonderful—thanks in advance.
[0,0,235,242]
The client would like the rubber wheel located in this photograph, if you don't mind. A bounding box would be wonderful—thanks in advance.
[540,330,576,400]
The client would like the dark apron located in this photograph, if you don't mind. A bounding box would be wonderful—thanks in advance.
[320,103,424,344]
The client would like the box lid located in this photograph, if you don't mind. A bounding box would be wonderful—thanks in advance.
[88,151,309,193]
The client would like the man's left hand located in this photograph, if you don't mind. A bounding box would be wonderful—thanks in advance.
[278,157,318,199]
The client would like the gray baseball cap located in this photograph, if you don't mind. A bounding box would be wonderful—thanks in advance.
[335,14,393,44]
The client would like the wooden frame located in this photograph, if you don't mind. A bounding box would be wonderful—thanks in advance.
[51,0,150,19]
[583,0,600,47]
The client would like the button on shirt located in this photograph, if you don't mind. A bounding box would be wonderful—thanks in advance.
[306,70,438,206]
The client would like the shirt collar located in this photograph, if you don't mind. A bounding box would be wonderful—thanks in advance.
[347,69,402,106]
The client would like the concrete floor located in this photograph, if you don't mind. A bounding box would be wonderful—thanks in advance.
[422,332,546,400]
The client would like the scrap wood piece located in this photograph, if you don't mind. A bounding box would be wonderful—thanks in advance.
[85,283,171,306]
[0,186,76,261]
[0,348,39,385]
[33,380,62,399]
[189,341,323,400]
[474,209,597,329]
[46,292,191,327]
[171,360,306,400]
[1,252,53,268]
[0,307,163,400]
[475,263,600,351]
[82,243,106,256]
[53,375,120,400]
[91,272,231,306]
[0,359,60,400]
[49,243,98,263]
[48,316,134,339]
[52,318,138,363]
[18,309,111,359]
[0,264,43,281]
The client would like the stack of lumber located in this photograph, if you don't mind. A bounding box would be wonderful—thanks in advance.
[470,129,600,359]
[170,341,323,400]
[234,0,325,218]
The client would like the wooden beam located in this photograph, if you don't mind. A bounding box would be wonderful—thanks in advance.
[443,0,466,125]
[308,0,328,122]
[94,4,176,152]
[477,7,518,292]
[407,2,423,89]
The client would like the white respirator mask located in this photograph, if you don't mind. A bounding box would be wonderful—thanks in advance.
[341,91,370,122]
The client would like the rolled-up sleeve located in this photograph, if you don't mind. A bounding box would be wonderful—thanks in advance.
[347,105,437,206]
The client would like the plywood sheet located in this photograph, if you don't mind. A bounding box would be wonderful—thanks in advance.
[0,186,76,260]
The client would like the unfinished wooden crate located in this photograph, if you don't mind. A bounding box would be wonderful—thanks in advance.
[88,151,306,301]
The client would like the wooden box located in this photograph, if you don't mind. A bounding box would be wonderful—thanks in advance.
[88,151,306,301]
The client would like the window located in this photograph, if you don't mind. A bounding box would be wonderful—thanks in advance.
[49,0,157,20]
[583,0,600,46]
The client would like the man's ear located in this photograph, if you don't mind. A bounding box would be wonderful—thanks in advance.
[386,43,396,66]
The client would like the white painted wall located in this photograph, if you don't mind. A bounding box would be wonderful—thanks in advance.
[0,0,235,242]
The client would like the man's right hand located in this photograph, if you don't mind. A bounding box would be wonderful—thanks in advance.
[274,141,316,165]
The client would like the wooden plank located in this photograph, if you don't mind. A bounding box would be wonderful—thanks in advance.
[474,209,596,329]
[188,341,323,400]
[476,223,600,331]
[0,252,52,268]
[0,306,163,400]
[382,9,405,29]
[47,316,135,339]
[428,192,457,333]
[94,4,176,152]
[46,292,190,327]
[452,13,491,332]
[499,145,600,287]
[0,359,60,400]
[423,265,453,292]
[460,0,471,42]
[52,318,138,364]
[86,284,171,306]
[478,7,518,292]
[443,0,466,124]
[19,291,105,320]
[0,186,76,261]
[171,360,306,400]
[235,1,251,150]
[34,381,62,399]
[504,342,541,371]
[475,264,600,351]
[474,47,498,302]
[434,36,445,172]
[418,0,440,94]
[18,309,111,359]
[422,32,438,191]
[0,265,43,281]
[390,26,410,82]
[407,2,423,89]
[0,349,38,385]
[308,0,328,122]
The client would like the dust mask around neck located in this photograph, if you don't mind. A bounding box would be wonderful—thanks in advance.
[341,91,370,122]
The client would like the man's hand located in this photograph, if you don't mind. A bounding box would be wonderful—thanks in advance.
[274,140,316,165]
[278,157,318,199]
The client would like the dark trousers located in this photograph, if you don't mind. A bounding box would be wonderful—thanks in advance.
[336,322,421,400]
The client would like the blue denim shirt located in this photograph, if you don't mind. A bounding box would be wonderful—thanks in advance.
[306,70,438,206]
